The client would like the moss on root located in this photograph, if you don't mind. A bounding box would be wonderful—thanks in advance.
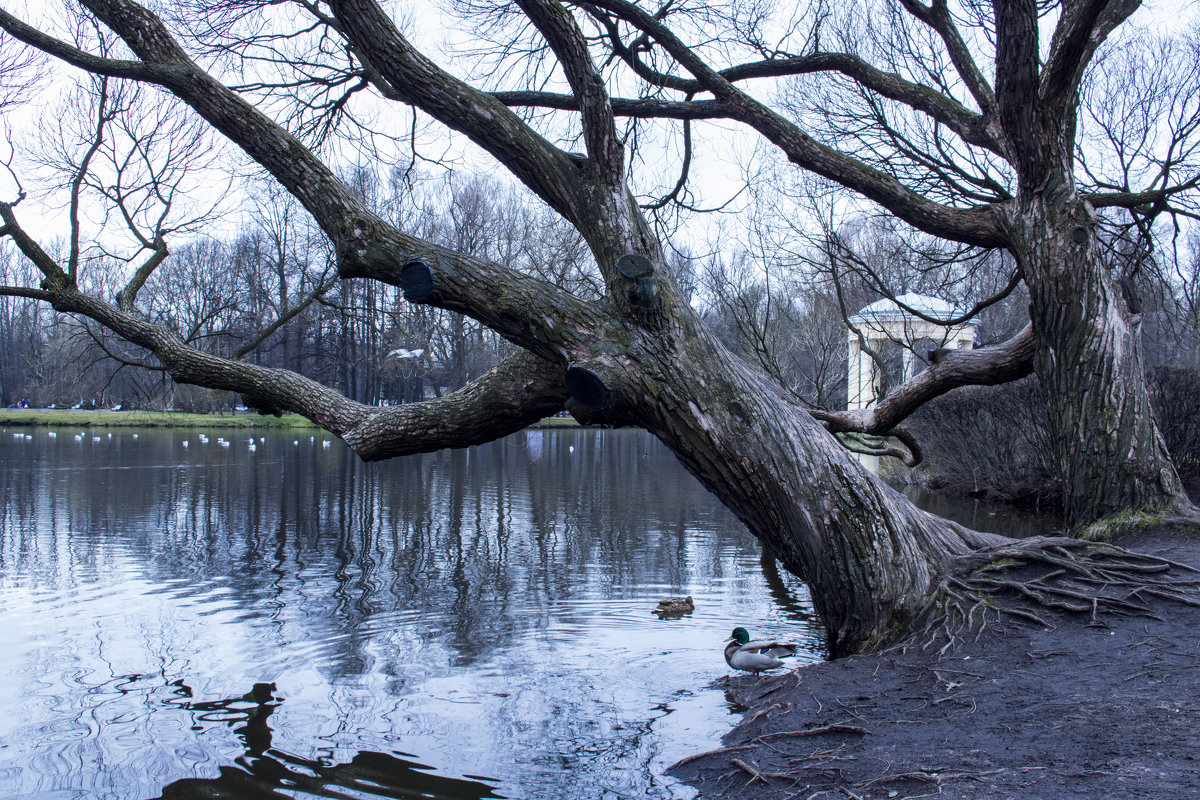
[1080,504,1175,542]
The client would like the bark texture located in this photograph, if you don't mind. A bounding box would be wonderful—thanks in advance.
[986,0,1188,526]
[1010,195,1186,526]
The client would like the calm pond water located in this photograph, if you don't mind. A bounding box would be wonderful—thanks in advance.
[0,425,1054,799]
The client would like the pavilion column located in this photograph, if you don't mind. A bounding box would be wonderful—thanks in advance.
[846,334,876,410]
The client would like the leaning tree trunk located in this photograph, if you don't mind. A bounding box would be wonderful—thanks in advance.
[1008,188,1189,529]
[570,316,1007,656]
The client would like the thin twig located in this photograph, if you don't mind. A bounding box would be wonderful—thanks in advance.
[753,724,870,742]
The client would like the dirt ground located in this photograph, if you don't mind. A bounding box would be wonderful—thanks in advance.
[670,531,1200,800]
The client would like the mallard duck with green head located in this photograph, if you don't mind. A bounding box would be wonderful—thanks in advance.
[723,627,798,675]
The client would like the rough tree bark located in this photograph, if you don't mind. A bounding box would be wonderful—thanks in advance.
[0,0,1196,655]
[989,0,1190,527]
[1010,195,1187,526]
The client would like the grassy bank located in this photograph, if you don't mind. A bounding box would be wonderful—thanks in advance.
[532,415,582,428]
[2,409,584,430]
[0,409,319,430]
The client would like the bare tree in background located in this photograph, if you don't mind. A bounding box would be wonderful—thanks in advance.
[1,0,1199,654]
[700,249,850,409]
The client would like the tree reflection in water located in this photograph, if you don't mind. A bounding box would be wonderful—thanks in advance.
[157,682,504,800]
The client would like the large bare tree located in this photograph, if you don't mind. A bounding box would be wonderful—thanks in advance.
[1,0,1197,654]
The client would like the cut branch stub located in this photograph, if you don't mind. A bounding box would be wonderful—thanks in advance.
[616,253,653,278]
[615,253,657,308]
[400,258,435,302]
[565,365,613,412]
[240,393,285,418]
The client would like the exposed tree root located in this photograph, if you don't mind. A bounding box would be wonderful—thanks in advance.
[916,536,1200,654]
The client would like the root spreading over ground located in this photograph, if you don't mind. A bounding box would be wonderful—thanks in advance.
[920,536,1200,655]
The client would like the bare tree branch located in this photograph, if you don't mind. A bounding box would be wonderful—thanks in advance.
[0,199,70,288]
[583,0,1007,247]
[516,0,624,185]
[992,0,1042,183]
[1086,179,1200,210]
[116,239,168,311]
[814,323,1035,436]
[67,74,116,282]
[13,260,572,456]
[491,90,728,119]
[1041,0,1140,120]
[897,0,997,119]
[344,350,569,460]
[0,284,54,301]
[232,273,338,358]
[0,5,171,82]
[323,0,591,222]
[577,6,1001,154]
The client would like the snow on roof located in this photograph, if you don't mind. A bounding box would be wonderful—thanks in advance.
[848,293,971,324]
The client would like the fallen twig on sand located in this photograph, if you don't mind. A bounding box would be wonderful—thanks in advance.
[857,766,1006,789]
[667,744,756,769]
[730,758,797,786]
[753,724,869,742]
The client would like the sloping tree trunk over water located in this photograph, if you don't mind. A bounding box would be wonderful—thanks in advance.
[0,0,1198,654]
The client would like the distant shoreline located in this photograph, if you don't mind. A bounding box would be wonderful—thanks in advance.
[0,408,583,430]
[1,408,319,429]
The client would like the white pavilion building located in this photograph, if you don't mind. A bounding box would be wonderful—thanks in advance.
[846,293,977,412]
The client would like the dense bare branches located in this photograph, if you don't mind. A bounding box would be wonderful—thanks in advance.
[0,0,592,454]
[1080,25,1200,252]
[2,0,1193,463]
[0,23,39,113]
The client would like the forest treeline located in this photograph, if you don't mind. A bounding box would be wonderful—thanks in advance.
[3,167,1199,502]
